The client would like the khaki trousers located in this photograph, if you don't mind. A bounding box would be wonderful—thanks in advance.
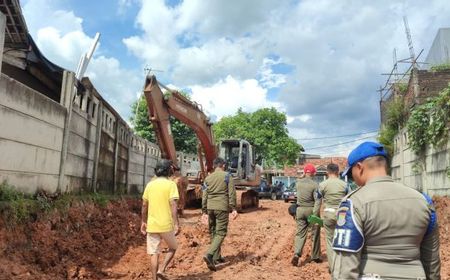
[294,206,321,259]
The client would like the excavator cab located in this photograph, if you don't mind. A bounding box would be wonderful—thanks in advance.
[219,139,260,211]
[219,139,254,180]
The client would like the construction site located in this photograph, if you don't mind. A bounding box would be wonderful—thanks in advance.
[1,1,450,279]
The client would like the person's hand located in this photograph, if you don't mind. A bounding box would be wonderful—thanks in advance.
[230,210,238,220]
[140,222,147,235]
[201,213,209,225]
[174,223,180,236]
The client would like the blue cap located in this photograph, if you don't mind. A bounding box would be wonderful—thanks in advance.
[342,141,387,178]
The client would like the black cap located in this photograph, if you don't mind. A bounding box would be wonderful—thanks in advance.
[155,159,173,176]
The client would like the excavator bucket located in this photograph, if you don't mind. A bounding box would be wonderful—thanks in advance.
[236,189,259,211]
[185,184,203,208]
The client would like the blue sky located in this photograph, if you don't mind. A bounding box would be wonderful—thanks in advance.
[20,0,450,156]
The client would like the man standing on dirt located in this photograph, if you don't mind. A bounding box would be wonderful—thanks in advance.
[141,159,180,280]
[202,157,238,271]
[313,163,347,270]
[291,163,321,266]
[332,142,441,279]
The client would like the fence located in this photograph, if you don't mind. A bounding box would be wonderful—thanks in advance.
[0,71,199,194]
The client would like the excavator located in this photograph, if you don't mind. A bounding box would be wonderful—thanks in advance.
[143,75,261,212]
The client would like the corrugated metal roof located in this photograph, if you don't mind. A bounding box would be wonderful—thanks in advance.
[0,0,29,49]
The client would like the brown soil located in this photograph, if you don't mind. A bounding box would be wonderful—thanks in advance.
[0,198,449,280]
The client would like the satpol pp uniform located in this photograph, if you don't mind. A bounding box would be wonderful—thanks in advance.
[332,142,440,280]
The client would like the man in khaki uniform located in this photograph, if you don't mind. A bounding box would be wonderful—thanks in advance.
[291,163,321,266]
[332,142,441,280]
[314,163,348,270]
[202,157,238,271]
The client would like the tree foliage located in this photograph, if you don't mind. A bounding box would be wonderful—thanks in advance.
[378,95,406,157]
[130,95,197,154]
[213,108,303,167]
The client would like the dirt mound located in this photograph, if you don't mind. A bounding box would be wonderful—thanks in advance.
[0,198,142,279]
[1,196,449,280]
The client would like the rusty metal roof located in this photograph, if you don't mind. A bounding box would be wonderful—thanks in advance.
[0,0,29,48]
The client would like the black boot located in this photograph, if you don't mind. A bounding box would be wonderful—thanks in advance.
[203,254,217,271]
[291,254,300,266]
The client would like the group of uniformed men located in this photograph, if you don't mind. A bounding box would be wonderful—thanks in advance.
[292,141,441,279]
[141,141,442,280]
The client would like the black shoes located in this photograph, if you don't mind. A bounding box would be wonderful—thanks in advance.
[203,254,217,271]
[214,256,226,264]
[312,258,323,263]
[291,254,300,266]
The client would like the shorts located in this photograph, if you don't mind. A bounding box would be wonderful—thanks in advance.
[146,231,178,255]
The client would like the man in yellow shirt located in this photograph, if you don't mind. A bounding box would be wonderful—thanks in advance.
[141,159,180,280]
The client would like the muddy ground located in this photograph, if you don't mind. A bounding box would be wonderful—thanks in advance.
[0,197,449,280]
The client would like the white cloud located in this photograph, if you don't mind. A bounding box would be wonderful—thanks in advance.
[23,0,83,35]
[22,0,450,157]
[35,27,93,70]
[189,75,280,121]
[117,0,136,15]
[122,0,450,156]
[258,57,287,89]
[23,0,142,121]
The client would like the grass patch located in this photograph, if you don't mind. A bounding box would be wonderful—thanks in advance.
[0,181,139,224]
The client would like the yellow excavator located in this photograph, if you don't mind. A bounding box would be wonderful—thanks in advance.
[143,75,261,212]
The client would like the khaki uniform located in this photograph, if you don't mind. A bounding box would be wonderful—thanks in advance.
[294,177,321,259]
[315,177,347,268]
[332,176,441,280]
[202,168,236,262]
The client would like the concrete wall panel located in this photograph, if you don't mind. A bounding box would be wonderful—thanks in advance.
[0,105,64,151]
[0,171,58,193]
[0,74,66,127]
[0,139,60,175]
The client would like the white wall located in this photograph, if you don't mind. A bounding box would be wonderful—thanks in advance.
[392,128,450,196]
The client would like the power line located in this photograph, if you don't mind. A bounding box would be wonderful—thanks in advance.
[296,130,378,141]
[303,135,377,150]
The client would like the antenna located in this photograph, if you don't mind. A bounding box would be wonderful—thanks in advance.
[403,16,417,67]
[144,65,164,76]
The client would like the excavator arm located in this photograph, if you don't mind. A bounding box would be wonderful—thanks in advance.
[143,75,216,174]
[144,75,261,211]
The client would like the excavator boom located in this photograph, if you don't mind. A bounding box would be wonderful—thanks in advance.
[144,75,215,174]
[143,75,261,211]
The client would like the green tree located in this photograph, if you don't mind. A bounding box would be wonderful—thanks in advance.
[213,107,303,167]
[378,95,406,157]
[130,95,197,154]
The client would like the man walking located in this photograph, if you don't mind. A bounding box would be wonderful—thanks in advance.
[291,163,321,266]
[141,159,180,280]
[202,157,238,271]
[314,163,347,270]
[332,142,441,279]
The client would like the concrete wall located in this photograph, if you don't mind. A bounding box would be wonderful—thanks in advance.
[0,74,65,193]
[64,89,100,192]
[0,71,201,194]
[391,128,450,196]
